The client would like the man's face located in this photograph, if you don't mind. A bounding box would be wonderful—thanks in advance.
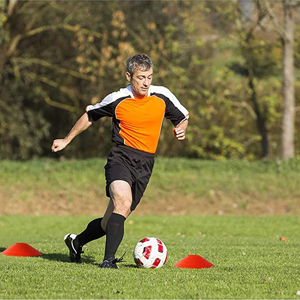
[126,67,153,98]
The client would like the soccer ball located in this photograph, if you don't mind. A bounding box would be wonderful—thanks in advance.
[133,237,168,269]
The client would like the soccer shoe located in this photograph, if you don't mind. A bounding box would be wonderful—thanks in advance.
[64,233,84,263]
[99,253,126,269]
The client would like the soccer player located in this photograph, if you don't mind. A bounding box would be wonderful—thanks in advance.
[51,54,189,269]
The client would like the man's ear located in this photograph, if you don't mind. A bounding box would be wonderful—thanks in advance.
[125,72,131,82]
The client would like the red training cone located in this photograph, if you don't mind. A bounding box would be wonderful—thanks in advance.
[1,243,42,257]
[174,255,214,269]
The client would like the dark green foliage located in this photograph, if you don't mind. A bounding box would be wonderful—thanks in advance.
[0,2,299,160]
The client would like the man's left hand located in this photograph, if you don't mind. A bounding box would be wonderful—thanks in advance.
[173,120,188,141]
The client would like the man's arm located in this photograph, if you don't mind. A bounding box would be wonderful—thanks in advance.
[51,113,92,152]
[173,119,188,141]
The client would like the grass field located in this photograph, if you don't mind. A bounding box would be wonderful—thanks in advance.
[1,158,300,215]
[1,158,300,299]
[1,215,300,299]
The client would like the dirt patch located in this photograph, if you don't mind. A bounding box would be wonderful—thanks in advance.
[138,195,300,216]
[1,191,299,216]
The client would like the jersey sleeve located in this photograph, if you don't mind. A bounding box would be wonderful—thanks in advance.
[85,93,116,122]
[161,87,189,126]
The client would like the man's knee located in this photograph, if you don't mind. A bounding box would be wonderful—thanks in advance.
[113,196,131,215]
[109,180,132,217]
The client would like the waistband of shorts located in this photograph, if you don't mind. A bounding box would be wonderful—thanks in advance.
[116,144,155,158]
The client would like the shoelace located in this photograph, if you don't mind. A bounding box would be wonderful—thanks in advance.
[113,251,126,263]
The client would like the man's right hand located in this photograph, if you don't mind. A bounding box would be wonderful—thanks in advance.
[51,139,69,152]
[51,113,92,153]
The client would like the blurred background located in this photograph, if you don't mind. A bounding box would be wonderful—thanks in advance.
[1,0,300,161]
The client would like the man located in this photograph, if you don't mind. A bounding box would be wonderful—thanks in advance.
[51,54,189,269]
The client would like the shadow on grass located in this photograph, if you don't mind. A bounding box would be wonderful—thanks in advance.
[123,263,139,268]
[0,247,6,252]
[41,253,96,264]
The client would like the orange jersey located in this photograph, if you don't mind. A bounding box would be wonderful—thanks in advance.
[86,85,189,154]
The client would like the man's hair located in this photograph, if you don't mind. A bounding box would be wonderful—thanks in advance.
[126,54,153,77]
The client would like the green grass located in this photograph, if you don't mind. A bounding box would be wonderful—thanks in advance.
[1,158,300,215]
[152,157,300,196]
[1,158,300,297]
[1,215,300,299]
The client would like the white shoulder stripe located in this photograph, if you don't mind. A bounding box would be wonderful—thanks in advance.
[86,86,132,112]
[149,85,189,118]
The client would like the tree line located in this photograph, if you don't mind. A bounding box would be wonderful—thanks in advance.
[0,0,299,160]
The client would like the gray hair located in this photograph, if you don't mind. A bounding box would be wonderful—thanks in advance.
[126,54,153,77]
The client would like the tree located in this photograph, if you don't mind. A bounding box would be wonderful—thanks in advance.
[261,0,300,159]
[177,1,262,160]
[1,1,297,160]
[0,1,125,159]
[232,1,280,159]
[0,1,196,159]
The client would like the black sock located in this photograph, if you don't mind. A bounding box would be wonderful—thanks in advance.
[76,218,106,246]
[104,213,126,260]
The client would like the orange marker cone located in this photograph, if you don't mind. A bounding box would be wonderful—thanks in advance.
[174,255,214,269]
[1,243,42,257]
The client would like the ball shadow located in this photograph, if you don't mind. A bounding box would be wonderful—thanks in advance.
[123,263,139,268]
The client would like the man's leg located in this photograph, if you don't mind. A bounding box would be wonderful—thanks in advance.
[65,200,114,263]
[76,200,114,246]
[99,180,132,268]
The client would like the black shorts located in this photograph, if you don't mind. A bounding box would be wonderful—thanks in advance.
[104,144,155,211]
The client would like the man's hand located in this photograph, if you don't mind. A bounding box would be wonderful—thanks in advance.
[51,113,92,153]
[173,127,186,140]
[173,119,188,141]
[51,139,69,152]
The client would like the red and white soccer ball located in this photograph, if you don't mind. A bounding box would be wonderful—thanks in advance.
[133,237,168,269]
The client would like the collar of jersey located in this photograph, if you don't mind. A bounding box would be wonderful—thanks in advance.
[126,84,150,99]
